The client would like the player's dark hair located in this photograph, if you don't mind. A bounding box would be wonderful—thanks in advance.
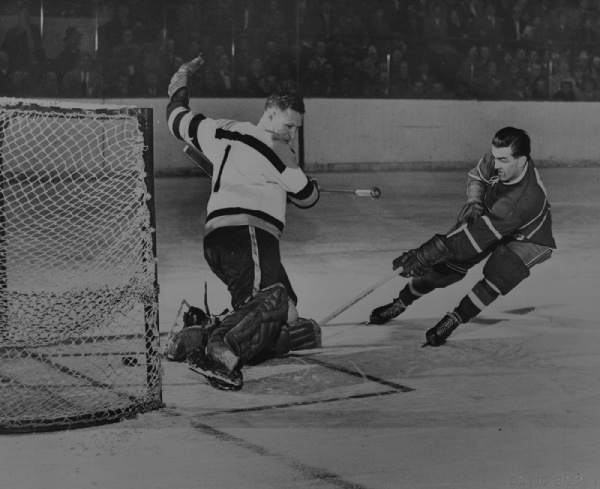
[265,90,305,114]
[492,127,531,158]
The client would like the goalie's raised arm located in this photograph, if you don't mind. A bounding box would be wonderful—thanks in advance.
[167,53,204,99]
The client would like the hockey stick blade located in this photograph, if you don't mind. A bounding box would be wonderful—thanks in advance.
[318,268,402,326]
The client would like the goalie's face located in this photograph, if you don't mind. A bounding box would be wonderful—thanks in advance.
[265,107,303,144]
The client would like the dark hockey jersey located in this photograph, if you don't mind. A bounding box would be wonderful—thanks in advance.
[444,152,556,260]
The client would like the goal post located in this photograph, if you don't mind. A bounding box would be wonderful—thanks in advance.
[0,98,162,433]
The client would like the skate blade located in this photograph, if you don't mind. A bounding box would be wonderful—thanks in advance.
[188,363,242,389]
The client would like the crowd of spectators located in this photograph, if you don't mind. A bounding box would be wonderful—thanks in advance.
[2,0,600,101]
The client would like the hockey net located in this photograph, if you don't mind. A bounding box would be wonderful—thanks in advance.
[0,98,162,433]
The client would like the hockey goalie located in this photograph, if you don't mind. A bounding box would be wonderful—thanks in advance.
[164,283,321,391]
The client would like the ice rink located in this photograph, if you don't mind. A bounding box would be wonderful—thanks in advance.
[2,166,600,489]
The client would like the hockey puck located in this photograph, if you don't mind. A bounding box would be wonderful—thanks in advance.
[121,356,139,367]
[371,187,381,199]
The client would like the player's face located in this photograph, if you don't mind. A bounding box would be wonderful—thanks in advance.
[267,107,303,143]
[492,146,527,183]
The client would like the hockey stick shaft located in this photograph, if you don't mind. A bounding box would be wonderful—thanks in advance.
[320,187,381,199]
[318,268,402,326]
[183,144,213,177]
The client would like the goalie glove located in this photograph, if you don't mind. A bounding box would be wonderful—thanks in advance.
[393,235,453,278]
[168,53,204,98]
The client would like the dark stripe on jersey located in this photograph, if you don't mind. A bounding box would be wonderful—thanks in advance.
[171,109,188,141]
[215,128,286,173]
[206,207,285,232]
[289,180,314,200]
[188,114,206,151]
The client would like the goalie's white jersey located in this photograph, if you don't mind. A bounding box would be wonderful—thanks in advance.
[167,104,319,240]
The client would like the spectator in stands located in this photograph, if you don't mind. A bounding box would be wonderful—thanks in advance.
[575,17,598,47]
[455,44,479,88]
[261,0,287,36]
[400,3,424,49]
[474,3,504,45]
[368,5,394,39]
[331,75,360,98]
[1,2,46,73]
[393,60,412,96]
[404,79,426,99]
[360,44,380,82]
[504,9,529,45]
[453,80,473,99]
[510,76,532,100]
[0,50,16,96]
[53,25,84,87]
[521,15,549,52]
[263,38,284,77]
[548,13,575,49]
[214,53,234,96]
[423,2,453,55]
[233,74,253,97]
[7,68,31,97]
[106,70,133,97]
[474,60,503,99]
[589,54,600,86]
[447,7,472,52]
[530,75,550,100]
[246,56,268,96]
[33,70,59,98]
[336,5,367,39]
[107,27,142,93]
[577,77,599,101]
[549,58,575,95]
[100,2,136,58]
[413,61,437,92]
[553,79,577,100]
[307,0,337,41]
[61,51,103,98]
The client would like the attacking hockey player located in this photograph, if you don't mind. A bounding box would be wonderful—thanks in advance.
[165,54,321,389]
[370,127,556,347]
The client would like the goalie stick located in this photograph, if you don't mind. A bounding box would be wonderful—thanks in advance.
[318,268,403,326]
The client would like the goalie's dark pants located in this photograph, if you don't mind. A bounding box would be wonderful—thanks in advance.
[400,238,553,322]
[204,225,298,310]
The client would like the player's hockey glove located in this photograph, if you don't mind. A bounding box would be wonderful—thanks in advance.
[393,235,453,278]
[168,53,204,98]
[456,200,485,226]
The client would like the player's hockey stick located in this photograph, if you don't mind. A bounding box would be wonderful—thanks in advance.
[320,187,381,199]
[183,145,380,199]
[318,268,403,326]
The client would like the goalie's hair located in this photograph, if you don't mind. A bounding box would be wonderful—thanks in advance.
[264,90,305,115]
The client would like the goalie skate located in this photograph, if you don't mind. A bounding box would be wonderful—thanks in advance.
[187,348,243,391]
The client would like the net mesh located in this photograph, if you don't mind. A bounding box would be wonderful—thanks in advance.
[0,98,161,433]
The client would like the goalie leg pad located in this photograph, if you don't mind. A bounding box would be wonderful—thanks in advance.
[207,283,288,367]
[483,244,530,295]
[164,326,209,362]
[288,318,322,351]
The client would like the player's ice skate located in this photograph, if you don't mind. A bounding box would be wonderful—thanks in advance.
[422,312,462,347]
[369,298,407,325]
[187,348,243,391]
